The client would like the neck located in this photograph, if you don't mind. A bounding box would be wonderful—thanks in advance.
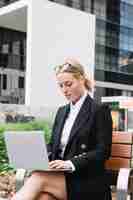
[72,90,87,105]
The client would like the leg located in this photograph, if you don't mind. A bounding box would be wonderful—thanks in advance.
[37,192,57,200]
[11,171,67,200]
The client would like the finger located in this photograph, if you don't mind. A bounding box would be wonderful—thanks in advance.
[54,161,66,169]
[49,161,65,169]
[49,160,62,165]
[49,162,60,168]
[49,161,58,167]
[49,160,62,167]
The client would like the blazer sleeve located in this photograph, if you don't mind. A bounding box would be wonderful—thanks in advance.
[70,104,112,171]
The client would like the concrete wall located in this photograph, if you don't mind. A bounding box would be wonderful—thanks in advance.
[26,0,95,108]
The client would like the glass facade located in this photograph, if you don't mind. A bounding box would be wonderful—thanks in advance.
[1,0,133,102]
[49,0,133,101]
[94,0,133,101]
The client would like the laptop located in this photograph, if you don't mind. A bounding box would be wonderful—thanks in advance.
[4,131,71,172]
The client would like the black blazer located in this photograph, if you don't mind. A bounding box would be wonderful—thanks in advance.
[49,95,112,200]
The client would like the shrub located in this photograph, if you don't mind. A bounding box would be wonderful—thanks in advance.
[0,120,52,173]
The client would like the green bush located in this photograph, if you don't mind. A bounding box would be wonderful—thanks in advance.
[0,120,52,173]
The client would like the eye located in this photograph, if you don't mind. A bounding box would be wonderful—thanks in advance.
[58,82,73,88]
[65,82,72,87]
[58,83,63,88]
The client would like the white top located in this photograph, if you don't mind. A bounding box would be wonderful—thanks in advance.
[60,90,88,157]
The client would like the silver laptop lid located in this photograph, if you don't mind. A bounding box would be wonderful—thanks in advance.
[4,131,49,171]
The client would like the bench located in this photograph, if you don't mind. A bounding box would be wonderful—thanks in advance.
[15,131,133,199]
[105,131,133,200]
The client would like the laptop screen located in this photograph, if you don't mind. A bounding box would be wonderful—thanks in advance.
[4,131,49,171]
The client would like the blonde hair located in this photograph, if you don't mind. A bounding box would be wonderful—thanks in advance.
[54,58,94,91]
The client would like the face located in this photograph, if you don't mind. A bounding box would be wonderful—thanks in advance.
[56,72,85,104]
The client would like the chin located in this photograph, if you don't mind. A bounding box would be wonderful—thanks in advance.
[71,99,78,104]
[65,97,71,102]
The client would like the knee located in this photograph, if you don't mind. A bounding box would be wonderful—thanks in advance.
[38,192,48,200]
[38,192,56,200]
[28,172,47,186]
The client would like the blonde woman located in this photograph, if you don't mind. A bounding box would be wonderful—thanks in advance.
[5,58,112,200]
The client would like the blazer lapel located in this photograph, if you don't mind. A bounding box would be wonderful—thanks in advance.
[64,95,96,151]
[54,104,70,148]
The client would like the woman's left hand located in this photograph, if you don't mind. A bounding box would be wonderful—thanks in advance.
[49,160,68,169]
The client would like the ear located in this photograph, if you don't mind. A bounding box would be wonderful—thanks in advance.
[79,76,85,86]
[79,75,85,82]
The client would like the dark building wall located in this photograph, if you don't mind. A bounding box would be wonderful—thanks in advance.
[0,27,26,71]
[0,27,26,104]
[0,0,18,7]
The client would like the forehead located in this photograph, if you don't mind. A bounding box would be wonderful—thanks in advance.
[56,72,75,82]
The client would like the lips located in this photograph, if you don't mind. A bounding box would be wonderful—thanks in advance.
[65,94,71,98]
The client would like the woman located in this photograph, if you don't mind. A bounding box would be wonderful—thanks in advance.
[8,58,112,200]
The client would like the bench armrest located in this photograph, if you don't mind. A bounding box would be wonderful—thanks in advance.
[116,168,132,200]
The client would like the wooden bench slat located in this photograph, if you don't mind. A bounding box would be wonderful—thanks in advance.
[112,133,133,144]
[105,158,131,170]
[111,144,132,158]
[105,132,133,198]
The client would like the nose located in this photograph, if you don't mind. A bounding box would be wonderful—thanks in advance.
[62,85,68,94]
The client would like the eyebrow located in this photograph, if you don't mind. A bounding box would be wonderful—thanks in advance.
[57,80,73,85]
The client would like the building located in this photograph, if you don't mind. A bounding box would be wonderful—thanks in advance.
[0,0,133,104]
[0,26,26,104]
[0,0,95,108]
[0,0,26,104]
[49,0,133,102]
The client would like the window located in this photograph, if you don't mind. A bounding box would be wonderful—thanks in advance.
[3,74,7,90]
[2,44,9,54]
[72,0,78,8]
[4,0,10,5]
[121,0,133,5]
[66,0,72,6]
[83,0,91,12]
[12,41,20,55]
[18,76,24,89]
